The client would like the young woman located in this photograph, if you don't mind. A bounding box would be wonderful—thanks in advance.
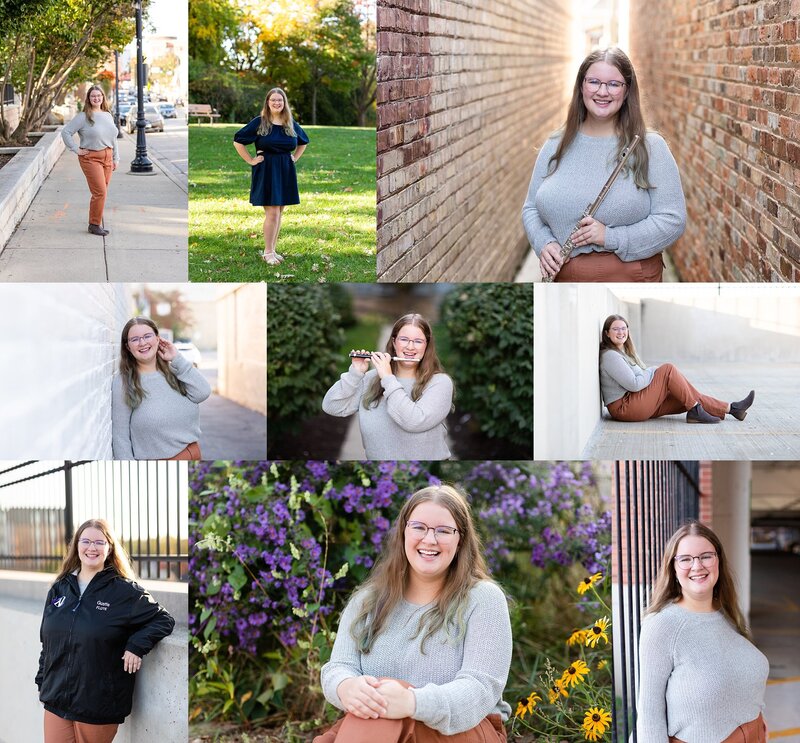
[599,314,754,424]
[37,519,175,743]
[111,317,211,459]
[636,522,769,742]
[322,313,454,460]
[233,87,309,265]
[522,48,686,282]
[316,485,512,743]
[61,85,119,236]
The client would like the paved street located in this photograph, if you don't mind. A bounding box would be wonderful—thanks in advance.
[0,118,187,281]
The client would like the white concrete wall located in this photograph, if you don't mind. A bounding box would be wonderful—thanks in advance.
[533,284,638,459]
[0,570,187,743]
[217,283,266,415]
[0,284,131,458]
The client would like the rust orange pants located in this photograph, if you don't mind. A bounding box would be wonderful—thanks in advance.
[670,713,766,743]
[607,363,728,422]
[556,250,663,282]
[77,147,113,225]
[44,710,118,743]
[313,679,507,743]
[166,441,202,460]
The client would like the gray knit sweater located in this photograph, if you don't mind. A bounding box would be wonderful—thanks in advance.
[522,131,686,261]
[111,354,211,459]
[636,603,768,743]
[599,349,657,405]
[61,111,119,163]
[322,367,452,460]
[320,580,513,735]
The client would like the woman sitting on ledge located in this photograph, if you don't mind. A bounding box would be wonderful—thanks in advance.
[599,314,754,424]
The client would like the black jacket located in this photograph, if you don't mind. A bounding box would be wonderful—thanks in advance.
[36,566,175,724]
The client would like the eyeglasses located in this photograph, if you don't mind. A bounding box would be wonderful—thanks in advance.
[395,336,427,348]
[674,552,717,570]
[609,326,628,333]
[79,538,108,548]
[584,78,627,95]
[128,332,156,346]
[406,521,458,541]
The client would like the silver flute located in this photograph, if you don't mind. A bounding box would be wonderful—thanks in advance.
[349,351,421,362]
[543,134,641,283]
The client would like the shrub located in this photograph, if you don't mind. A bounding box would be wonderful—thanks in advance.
[267,285,345,436]
[440,284,533,446]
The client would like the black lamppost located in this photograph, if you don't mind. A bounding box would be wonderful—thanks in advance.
[114,51,123,139]
[130,0,152,173]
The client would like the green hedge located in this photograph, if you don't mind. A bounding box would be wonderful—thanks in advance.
[440,284,533,446]
[267,285,346,435]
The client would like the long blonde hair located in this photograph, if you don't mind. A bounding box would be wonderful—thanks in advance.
[361,313,452,409]
[547,48,652,189]
[258,87,296,137]
[646,521,750,639]
[83,85,110,124]
[599,314,646,369]
[55,518,136,583]
[350,485,496,653]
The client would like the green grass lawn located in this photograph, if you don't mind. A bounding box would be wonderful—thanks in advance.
[189,124,376,282]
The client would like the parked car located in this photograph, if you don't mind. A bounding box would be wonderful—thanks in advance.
[125,104,164,133]
[159,103,176,119]
[175,340,202,367]
[115,103,133,126]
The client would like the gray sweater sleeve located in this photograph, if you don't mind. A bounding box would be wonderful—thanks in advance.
[319,592,367,707]
[169,353,212,403]
[111,375,134,459]
[604,133,686,261]
[380,373,453,433]
[635,611,673,742]
[322,366,369,417]
[60,113,86,155]
[601,351,655,392]
[521,137,560,256]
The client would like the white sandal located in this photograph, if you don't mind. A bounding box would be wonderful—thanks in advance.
[261,252,281,265]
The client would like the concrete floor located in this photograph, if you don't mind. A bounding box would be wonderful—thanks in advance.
[583,362,800,460]
[751,553,800,741]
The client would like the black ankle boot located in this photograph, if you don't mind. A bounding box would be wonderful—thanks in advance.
[729,390,755,421]
[88,223,109,236]
[686,403,720,424]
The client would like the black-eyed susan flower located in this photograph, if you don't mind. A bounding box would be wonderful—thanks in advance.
[583,707,612,740]
[548,678,569,704]
[597,659,608,670]
[567,628,588,646]
[585,616,610,648]
[561,659,590,688]
[514,691,542,720]
[577,572,603,594]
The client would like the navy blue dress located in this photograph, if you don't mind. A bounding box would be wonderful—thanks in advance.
[233,117,310,206]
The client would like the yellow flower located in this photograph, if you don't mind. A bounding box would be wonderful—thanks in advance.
[583,707,612,739]
[586,616,610,648]
[567,628,588,646]
[548,678,569,704]
[561,659,590,688]
[597,659,608,670]
[514,691,542,720]
[577,572,603,594]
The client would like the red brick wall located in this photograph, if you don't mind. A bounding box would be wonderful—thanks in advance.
[699,460,713,525]
[376,0,573,281]
[629,1,800,281]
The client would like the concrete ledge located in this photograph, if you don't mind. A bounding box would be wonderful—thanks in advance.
[0,127,65,251]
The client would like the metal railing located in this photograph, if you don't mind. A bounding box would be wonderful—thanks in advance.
[0,461,188,581]
[612,461,700,743]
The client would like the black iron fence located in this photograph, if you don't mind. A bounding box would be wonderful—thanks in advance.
[0,461,188,581]
[612,461,701,743]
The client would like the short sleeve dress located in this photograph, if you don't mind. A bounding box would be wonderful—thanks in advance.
[233,117,310,206]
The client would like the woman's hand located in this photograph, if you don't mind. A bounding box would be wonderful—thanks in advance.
[350,349,369,374]
[122,650,142,674]
[539,241,564,279]
[376,679,415,719]
[112,161,117,171]
[251,154,264,166]
[370,352,393,380]
[157,337,178,362]
[77,148,90,157]
[570,216,606,247]
[337,676,387,719]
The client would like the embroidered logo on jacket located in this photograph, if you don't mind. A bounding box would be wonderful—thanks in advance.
[52,596,66,607]
[96,601,111,611]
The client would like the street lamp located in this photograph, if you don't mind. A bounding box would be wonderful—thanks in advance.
[114,51,122,139]
[130,0,153,173]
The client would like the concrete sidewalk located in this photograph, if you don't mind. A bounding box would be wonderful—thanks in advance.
[583,362,800,459]
[199,393,267,460]
[0,132,187,281]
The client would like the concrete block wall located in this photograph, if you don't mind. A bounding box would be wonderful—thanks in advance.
[629,1,800,281]
[0,570,187,743]
[376,0,574,281]
[218,283,267,414]
[0,283,130,458]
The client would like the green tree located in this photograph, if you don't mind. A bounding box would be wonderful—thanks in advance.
[188,0,240,67]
